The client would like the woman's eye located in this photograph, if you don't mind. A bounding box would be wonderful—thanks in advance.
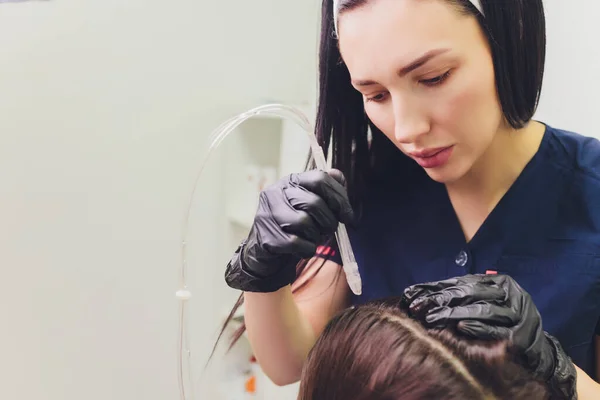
[420,70,452,87]
[366,93,388,103]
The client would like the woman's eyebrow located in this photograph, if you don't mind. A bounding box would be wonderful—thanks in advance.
[352,48,451,87]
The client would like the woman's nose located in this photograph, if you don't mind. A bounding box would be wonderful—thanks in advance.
[393,98,430,144]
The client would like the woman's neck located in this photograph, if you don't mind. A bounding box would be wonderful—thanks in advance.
[445,120,546,240]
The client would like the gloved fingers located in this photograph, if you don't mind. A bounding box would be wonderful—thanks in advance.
[475,274,529,300]
[326,168,346,187]
[499,275,529,299]
[282,186,339,234]
[258,187,321,244]
[402,278,461,304]
[257,223,317,259]
[424,302,519,327]
[290,170,355,226]
[402,274,487,305]
[464,274,529,294]
[456,320,512,340]
[253,195,318,259]
[408,283,507,320]
[475,274,533,314]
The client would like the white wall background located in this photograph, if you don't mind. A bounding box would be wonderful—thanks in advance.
[0,1,597,400]
[535,0,600,137]
[0,1,319,399]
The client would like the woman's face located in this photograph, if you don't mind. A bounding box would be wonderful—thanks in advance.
[338,0,504,183]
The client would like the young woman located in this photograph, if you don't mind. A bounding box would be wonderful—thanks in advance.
[298,295,548,400]
[223,0,600,397]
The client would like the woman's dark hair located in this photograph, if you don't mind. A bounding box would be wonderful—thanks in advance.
[214,0,547,354]
[298,298,549,400]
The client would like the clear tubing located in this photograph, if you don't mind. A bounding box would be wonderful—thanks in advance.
[176,104,362,400]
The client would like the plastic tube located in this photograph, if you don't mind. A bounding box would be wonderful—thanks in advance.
[176,104,362,400]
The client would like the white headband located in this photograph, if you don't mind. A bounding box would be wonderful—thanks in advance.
[333,0,485,36]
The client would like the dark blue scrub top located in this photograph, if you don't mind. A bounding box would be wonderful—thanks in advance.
[318,124,600,377]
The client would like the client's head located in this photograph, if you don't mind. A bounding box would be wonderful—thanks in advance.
[298,298,549,400]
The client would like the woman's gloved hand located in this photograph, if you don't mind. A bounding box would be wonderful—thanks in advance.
[402,274,577,399]
[225,169,354,293]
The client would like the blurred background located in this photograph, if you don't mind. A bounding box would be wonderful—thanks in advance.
[0,1,597,399]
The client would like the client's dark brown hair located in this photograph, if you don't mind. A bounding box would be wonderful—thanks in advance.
[298,298,549,400]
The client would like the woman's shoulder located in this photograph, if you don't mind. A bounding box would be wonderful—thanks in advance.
[541,124,600,236]
[542,123,600,183]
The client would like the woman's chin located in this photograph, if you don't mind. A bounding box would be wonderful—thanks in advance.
[423,163,467,185]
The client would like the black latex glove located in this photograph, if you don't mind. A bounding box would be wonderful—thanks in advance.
[225,169,354,293]
[402,274,577,400]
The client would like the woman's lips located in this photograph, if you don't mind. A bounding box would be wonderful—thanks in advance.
[409,146,454,168]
